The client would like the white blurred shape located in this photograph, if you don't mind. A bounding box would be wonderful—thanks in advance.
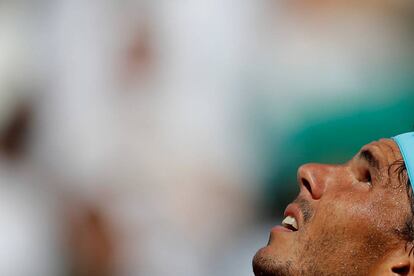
[0,171,62,276]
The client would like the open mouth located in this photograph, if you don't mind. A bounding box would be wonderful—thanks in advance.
[282,215,298,231]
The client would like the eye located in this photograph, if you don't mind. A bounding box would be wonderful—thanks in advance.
[361,169,372,184]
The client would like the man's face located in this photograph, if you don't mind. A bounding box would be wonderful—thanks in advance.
[253,139,412,275]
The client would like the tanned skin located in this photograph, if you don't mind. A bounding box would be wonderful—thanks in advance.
[253,139,414,275]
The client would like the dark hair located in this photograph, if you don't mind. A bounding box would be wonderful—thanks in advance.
[390,160,414,255]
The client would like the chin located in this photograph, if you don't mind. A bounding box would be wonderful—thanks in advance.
[253,245,298,276]
[253,246,294,276]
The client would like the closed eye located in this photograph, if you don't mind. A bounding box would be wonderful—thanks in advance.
[362,169,372,183]
[358,149,378,184]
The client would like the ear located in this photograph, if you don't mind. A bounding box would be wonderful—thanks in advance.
[370,246,414,275]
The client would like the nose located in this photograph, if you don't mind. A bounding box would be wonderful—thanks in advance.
[297,163,331,200]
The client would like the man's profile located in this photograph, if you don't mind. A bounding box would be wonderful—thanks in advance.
[253,133,414,275]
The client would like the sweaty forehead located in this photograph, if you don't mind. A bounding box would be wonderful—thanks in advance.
[359,138,402,167]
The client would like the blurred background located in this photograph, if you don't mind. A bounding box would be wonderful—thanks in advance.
[0,0,414,275]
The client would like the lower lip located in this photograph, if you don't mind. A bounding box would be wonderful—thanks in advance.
[271,225,294,233]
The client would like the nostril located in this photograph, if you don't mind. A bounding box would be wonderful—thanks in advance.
[392,264,410,275]
[302,178,312,195]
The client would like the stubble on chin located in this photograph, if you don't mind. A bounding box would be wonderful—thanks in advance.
[252,250,295,276]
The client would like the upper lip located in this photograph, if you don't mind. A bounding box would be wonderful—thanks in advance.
[283,203,303,230]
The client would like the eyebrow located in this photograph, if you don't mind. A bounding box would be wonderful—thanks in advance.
[359,149,380,170]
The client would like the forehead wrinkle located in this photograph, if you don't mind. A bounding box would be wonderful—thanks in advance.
[369,140,400,170]
[379,138,401,162]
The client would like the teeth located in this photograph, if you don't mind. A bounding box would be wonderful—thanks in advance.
[282,216,298,230]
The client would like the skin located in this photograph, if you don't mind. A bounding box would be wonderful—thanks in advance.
[253,139,413,275]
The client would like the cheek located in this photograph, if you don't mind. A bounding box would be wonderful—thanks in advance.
[311,189,411,248]
[300,199,394,265]
[308,194,392,241]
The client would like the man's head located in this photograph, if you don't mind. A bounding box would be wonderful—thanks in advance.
[253,138,414,275]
